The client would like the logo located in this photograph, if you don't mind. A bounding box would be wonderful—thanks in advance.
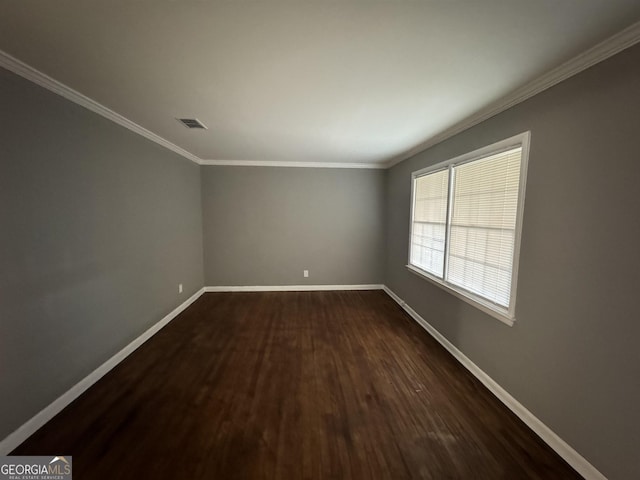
[0,456,72,479]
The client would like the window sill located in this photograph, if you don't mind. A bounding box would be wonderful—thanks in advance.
[405,264,515,326]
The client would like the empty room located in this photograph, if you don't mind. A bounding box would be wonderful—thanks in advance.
[1,2,639,479]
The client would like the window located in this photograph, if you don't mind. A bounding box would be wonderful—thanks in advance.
[408,132,530,325]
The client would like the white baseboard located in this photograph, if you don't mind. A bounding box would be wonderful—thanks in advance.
[382,286,606,480]
[1,284,605,480]
[0,287,206,455]
[204,284,384,292]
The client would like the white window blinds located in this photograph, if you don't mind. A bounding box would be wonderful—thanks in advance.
[410,169,449,277]
[447,147,522,307]
[408,133,529,323]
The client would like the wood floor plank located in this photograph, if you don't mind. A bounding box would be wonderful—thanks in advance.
[12,291,582,479]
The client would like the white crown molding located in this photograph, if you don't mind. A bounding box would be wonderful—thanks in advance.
[0,49,381,171]
[382,285,608,480]
[0,49,201,165]
[200,159,386,169]
[205,284,384,292]
[0,287,206,455]
[3,19,639,172]
[386,19,640,168]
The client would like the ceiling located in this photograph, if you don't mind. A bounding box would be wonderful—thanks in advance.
[1,1,639,166]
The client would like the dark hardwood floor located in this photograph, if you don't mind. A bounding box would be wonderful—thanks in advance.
[13,291,582,479]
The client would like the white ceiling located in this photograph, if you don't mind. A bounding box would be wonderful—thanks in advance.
[1,1,639,166]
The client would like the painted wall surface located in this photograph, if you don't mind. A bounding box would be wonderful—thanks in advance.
[385,44,640,480]
[201,166,385,286]
[0,67,204,442]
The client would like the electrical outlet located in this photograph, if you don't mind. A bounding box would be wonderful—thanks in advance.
[303,270,309,278]
[178,283,183,294]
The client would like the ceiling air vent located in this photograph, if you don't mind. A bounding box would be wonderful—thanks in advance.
[177,118,208,129]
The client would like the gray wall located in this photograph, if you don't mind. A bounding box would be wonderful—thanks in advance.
[0,68,204,443]
[385,44,640,480]
[201,166,385,286]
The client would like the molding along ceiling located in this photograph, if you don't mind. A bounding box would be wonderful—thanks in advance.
[198,159,387,169]
[0,4,639,169]
[0,50,201,165]
[385,19,640,168]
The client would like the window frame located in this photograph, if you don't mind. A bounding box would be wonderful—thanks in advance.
[407,132,531,326]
